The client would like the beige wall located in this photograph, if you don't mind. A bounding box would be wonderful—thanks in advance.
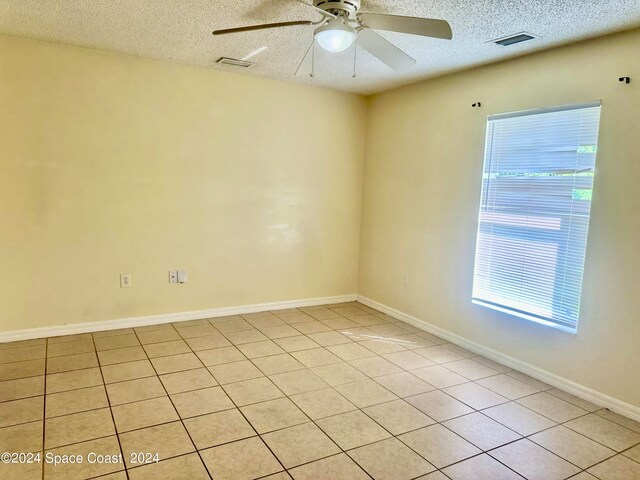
[2,28,639,406]
[359,29,640,407]
[0,35,366,331]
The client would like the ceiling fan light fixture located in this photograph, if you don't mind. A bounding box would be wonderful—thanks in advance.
[314,17,357,53]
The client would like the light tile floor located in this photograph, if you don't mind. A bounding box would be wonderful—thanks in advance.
[1,302,639,480]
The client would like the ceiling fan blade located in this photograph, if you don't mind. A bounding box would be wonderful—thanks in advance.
[213,20,313,36]
[359,13,452,40]
[357,28,416,72]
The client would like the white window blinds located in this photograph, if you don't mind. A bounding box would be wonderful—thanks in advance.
[472,102,601,332]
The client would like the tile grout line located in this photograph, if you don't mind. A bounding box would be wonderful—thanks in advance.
[239,308,412,479]
[0,355,557,406]
[218,308,375,478]
[22,381,639,470]
[423,387,629,473]
[41,338,48,480]
[128,324,216,480]
[270,305,640,476]
[9,366,640,452]
[328,308,547,479]
[91,332,131,480]
[184,318,293,479]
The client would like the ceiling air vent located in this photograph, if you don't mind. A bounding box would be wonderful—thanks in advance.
[216,57,253,68]
[492,32,537,46]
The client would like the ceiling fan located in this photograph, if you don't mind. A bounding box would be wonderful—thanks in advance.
[212,0,452,75]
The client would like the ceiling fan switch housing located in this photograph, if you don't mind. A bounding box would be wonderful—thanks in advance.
[314,0,361,17]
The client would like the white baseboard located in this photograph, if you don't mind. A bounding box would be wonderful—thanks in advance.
[357,295,640,423]
[5,291,638,422]
[0,294,358,344]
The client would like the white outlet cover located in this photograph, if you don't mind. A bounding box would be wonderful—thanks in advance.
[120,273,131,288]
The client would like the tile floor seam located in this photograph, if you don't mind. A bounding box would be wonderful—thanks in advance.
[129,325,215,480]
[341,325,639,476]
[0,371,46,382]
[526,432,619,471]
[259,361,442,476]
[0,355,47,366]
[1,391,634,452]
[558,413,640,451]
[458,405,640,468]
[400,422,521,475]
[471,439,556,478]
[90,331,130,480]
[223,310,376,478]
[437,414,522,450]
[312,410,389,456]
[0,390,46,405]
[26,401,616,464]
[438,363,516,384]
[526,413,621,453]
[481,426,621,476]
[476,397,591,429]
[104,369,494,443]
[484,446,581,479]
[280,451,371,479]
[122,449,203,476]
[40,432,117,455]
[343,436,438,478]
[428,449,523,479]
[41,336,47,480]
[593,410,640,431]
[342,449,389,480]
[583,449,640,476]
[178,321,295,478]
[7,397,230,427]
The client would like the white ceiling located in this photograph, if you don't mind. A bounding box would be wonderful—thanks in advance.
[1,0,639,95]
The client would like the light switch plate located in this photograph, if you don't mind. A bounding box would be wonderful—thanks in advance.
[177,270,187,284]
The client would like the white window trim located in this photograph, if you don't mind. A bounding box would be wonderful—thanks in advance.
[471,101,602,334]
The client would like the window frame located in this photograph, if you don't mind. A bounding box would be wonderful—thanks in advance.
[471,101,602,334]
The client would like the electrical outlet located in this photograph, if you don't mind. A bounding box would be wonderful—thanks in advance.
[403,274,409,286]
[120,273,131,288]
[168,271,178,283]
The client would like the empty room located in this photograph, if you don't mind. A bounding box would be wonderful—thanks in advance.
[1,1,639,479]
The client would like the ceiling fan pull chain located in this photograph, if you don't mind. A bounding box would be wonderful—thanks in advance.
[311,41,316,78]
[352,43,358,78]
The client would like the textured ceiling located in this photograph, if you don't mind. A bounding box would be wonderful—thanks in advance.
[1,0,639,95]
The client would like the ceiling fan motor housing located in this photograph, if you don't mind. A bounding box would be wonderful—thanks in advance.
[314,0,361,17]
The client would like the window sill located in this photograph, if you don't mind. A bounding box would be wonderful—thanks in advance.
[472,299,578,334]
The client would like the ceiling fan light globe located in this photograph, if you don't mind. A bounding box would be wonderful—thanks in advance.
[314,19,357,53]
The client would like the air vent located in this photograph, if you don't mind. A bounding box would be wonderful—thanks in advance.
[216,57,253,68]
[492,32,537,46]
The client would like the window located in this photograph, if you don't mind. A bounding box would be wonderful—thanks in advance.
[472,102,601,333]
